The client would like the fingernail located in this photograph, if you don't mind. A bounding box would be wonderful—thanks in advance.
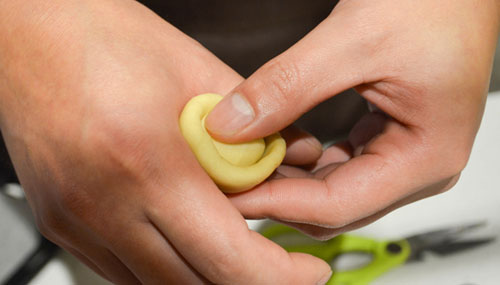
[206,93,255,136]
[304,137,323,152]
[354,145,365,157]
[316,270,332,285]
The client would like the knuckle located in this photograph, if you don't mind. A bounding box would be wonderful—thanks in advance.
[57,187,93,220]
[205,252,245,283]
[199,237,250,283]
[269,59,299,94]
[85,116,163,181]
[259,58,302,110]
[89,122,143,160]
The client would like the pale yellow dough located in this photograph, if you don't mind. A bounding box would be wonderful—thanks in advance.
[179,93,286,193]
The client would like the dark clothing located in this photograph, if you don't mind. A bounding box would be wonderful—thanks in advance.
[139,0,336,77]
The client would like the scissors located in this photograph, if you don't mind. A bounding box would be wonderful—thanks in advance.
[260,221,495,285]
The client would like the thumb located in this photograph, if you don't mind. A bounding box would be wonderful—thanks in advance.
[205,11,368,143]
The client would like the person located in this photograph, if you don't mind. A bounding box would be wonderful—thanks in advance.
[0,0,497,284]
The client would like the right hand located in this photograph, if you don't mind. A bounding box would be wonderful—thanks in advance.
[206,0,499,240]
[0,0,331,284]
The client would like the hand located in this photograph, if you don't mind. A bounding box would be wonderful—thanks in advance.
[0,0,331,283]
[206,0,500,239]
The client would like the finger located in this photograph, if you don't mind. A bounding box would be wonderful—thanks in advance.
[311,141,352,172]
[57,241,139,284]
[229,118,459,229]
[270,157,346,185]
[63,246,111,282]
[74,248,139,285]
[146,142,332,285]
[278,174,460,240]
[37,214,140,284]
[281,125,323,166]
[348,111,387,156]
[275,164,312,179]
[272,140,351,179]
[51,189,206,284]
[108,220,206,284]
[205,6,371,142]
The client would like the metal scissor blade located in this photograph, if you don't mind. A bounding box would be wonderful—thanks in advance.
[405,221,490,262]
[406,221,487,244]
[426,238,496,256]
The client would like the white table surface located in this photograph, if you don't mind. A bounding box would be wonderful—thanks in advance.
[32,93,500,285]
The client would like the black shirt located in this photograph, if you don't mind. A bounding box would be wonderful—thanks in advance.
[138,0,336,76]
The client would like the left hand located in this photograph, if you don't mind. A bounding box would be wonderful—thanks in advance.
[205,0,500,239]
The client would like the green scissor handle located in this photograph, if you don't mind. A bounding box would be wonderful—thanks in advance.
[261,224,411,285]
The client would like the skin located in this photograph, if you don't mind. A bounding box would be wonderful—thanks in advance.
[206,0,500,239]
[0,0,331,284]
